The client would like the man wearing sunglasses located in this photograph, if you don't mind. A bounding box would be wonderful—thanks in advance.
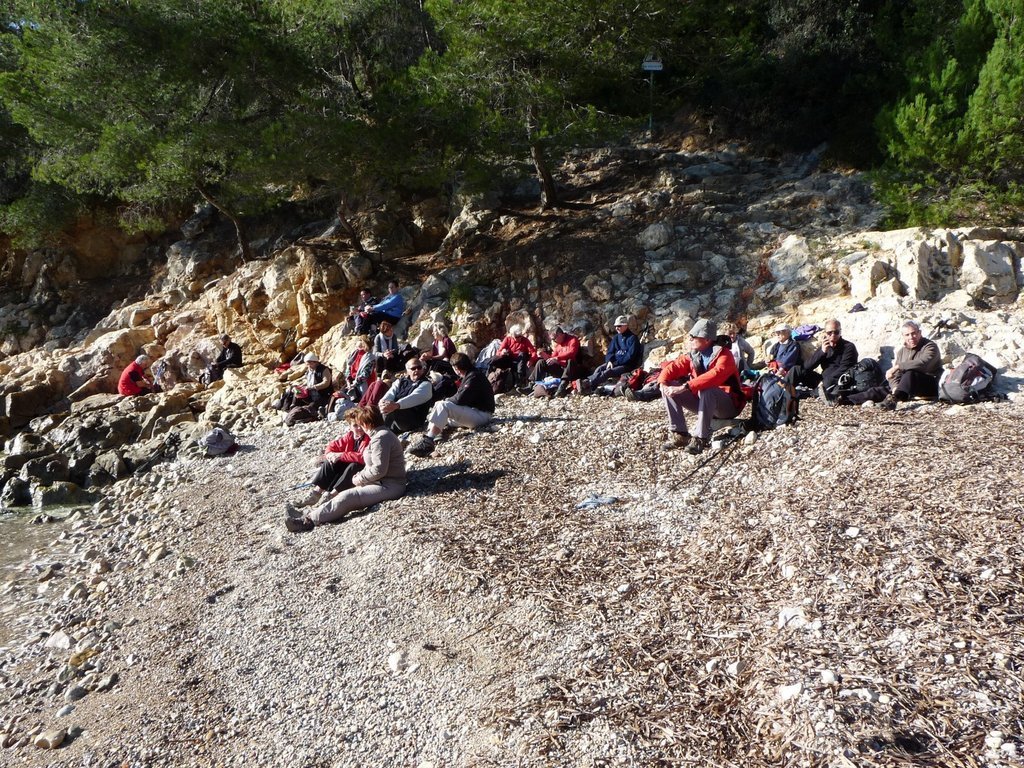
[789,319,858,402]
[378,358,433,434]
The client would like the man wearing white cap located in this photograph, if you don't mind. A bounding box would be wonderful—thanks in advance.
[658,319,746,454]
[767,323,801,375]
[578,315,642,394]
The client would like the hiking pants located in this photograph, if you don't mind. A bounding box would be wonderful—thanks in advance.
[427,401,491,437]
[488,354,531,386]
[662,385,740,440]
[586,363,630,390]
[312,461,359,494]
[532,358,579,383]
[384,407,429,435]
[308,478,407,525]
[847,370,939,405]
[355,311,402,335]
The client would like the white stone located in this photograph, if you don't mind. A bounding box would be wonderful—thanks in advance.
[820,670,838,685]
[778,682,803,701]
[778,606,807,630]
[44,631,74,650]
[33,729,65,749]
[388,650,407,674]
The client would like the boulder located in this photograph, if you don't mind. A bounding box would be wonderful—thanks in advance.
[959,241,1020,303]
[768,235,811,285]
[0,475,31,506]
[638,222,674,251]
[30,480,85,507]
[893,238,950,299]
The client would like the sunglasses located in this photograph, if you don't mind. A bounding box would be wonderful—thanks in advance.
[824,330,840,336]
[407,365,423,371]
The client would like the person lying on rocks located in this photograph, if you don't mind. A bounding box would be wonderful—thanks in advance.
[118,354,155,396]
[420,322,457,377]
[531,324,581,397]
[720,322,756,373]
[486,323,538,391]
[206,333,243,384]
[766,323,801,376]
[839,320,942,410]
[285,406,406,532]
[408,352,495,457]
[355,280,405,335]
[577,315,642,394]
[659,319,746,455]
[294,407,371,509]
[786,318,858,403]
[379,357,433,434]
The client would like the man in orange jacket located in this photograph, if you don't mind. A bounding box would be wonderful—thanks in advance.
[658,319,746,455]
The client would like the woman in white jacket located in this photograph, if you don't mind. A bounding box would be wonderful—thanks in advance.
[285,406,407,532]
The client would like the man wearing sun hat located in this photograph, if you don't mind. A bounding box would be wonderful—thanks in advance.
[658,318,746,455]
[577,314,642,394]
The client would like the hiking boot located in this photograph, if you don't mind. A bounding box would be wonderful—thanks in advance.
[554,380,569,398]
[296,488,323,508]
[576,379,592,396]
[622,386,636,401]
[407,436,436,457]
[285,514,314,533]
[284,502,304,520]
[662,432,691,451]
[879,395,897,411]
[685,437,710,455]
[834,395,852,406]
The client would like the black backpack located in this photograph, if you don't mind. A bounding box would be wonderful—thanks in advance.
[939,353,997,403]
[835,358,884,394]
[750,373,798,430]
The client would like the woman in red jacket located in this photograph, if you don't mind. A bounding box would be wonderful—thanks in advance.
[117,355,154,396]
[295,407,372,508]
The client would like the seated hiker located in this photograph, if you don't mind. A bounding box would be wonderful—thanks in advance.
[720,322,756,373]
[786,318,858,402]
[347,289,375,334]
[420,322,457,376]
[278,352,333,417]
[659,319,745,455]
[118,354,155,396]
[373,321,405,374]
[355,280,405,335]
[344,335,377,398]
[408,352,495,456]
[531,324,581,396]
[294,408,372,508]
[578,315,642,394]
[841,320,942,410]
[379,357,433,434]
[206,333,243,384]
[285,406,406,532]
[486,323,538,390]
[766,324,802,376]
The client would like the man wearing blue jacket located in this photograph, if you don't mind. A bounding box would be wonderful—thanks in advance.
[578,315,643,394]
[355,281,405,334]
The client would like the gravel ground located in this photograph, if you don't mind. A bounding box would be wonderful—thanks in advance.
[2,393,1023,767]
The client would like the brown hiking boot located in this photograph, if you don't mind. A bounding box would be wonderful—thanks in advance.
[879,395,897,411]
[662,432,691,451]
[685,437,710,455]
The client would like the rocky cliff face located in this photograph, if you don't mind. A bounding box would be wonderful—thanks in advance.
[1,137,1022,506]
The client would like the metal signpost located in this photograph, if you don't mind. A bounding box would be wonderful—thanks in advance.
[642,54,663,137]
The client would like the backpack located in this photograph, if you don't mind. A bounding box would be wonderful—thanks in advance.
[750,373,798,430]
[939,353,997,403]
[835,358,885,395]
[199,426,236,456]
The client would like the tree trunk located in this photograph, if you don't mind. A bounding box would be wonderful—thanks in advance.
[527,104,559,209]
[196,185,252,263]
[336,193,367,256]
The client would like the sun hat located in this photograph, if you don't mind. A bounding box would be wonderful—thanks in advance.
[614,315,629,326]
[303,352,319,363]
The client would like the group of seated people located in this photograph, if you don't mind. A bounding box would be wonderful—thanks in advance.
[278,283,948,531]
[660,316,944,454]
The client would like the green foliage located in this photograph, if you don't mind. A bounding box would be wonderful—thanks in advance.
[0,181,82,248]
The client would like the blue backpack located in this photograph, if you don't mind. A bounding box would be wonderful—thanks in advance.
[751,373,798,430]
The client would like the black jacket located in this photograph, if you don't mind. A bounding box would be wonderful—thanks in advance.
[450,369,495,413]
[803,337,858,389]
